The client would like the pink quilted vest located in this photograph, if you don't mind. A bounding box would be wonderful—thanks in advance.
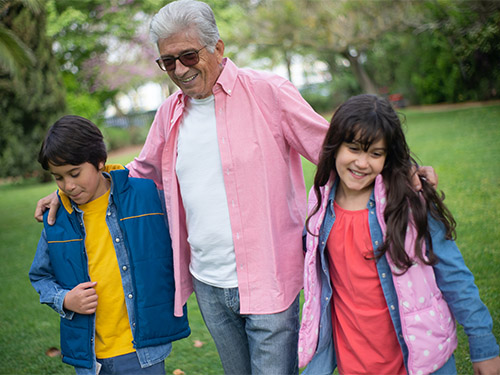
[298,182,331,367]
[299,176,458,375]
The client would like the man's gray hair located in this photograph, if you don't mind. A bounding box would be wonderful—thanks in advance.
[150,0,220,53]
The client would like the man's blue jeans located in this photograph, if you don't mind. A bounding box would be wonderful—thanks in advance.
[193,277,300,375]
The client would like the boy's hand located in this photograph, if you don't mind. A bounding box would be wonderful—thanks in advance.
[63,281,98,315]
[411,165,438,191]
[34,191,59,224]
[473,356,500,375]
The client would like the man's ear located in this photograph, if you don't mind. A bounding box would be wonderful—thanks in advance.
[215,39,225,63]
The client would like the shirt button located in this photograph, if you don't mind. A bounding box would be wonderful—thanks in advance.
[382,273,386,278]
[390,305,395,310]
[115,238,120,243]
[107,211,111,216]
[128,294,133,299]
[122,266,128,271]
[375,241,379,246]
[228,89,232,93]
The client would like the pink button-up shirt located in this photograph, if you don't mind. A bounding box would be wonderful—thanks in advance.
[128,58,328,316]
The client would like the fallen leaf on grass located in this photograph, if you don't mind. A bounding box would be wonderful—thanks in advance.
[193,340,204,348]
[173,369,185,375]
[45,347,61,357]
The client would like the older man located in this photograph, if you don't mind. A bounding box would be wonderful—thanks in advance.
[133,2,328,373]
[36,0,435,373]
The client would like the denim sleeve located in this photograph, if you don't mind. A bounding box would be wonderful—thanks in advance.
[28,229,74,320]
[430,217,499,362]
[302,328,336,375]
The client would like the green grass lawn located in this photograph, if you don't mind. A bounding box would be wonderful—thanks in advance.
[1,103,499,374]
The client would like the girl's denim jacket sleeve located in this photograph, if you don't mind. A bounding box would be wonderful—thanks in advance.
[29,177,172,375]
[304,183,499,375]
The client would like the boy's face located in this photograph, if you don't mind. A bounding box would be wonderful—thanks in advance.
[49,161,108,205]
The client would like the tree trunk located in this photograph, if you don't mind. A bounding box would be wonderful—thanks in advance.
[345,51,379,94]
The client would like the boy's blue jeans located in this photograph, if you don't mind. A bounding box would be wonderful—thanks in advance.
[192,277,300,375]
[96,352,165,375]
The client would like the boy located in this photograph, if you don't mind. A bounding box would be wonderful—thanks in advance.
[29,115,190,375]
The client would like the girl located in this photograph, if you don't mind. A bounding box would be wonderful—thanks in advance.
[298,94,499,375]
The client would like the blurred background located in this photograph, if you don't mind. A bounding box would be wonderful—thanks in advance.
[1,0,499,181]
[1,2,500,374]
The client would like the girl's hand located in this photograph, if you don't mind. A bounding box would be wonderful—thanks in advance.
[473,356,500,375]
[63,281,98,315]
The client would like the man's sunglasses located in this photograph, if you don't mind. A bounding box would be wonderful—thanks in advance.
[155,46,207,72]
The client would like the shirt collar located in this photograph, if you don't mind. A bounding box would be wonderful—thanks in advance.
[213,57,237,96]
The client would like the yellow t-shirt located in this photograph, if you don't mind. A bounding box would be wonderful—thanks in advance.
[79,189,135,359]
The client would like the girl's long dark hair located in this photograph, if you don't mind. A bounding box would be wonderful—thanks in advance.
[306,94,456,273]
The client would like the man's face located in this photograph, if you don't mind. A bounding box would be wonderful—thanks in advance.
[158,28,224,99]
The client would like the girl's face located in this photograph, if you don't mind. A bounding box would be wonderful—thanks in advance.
[49,161,108,205]
[335,136,387,199]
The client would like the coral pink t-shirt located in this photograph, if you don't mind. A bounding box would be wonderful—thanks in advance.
[326,201,406,375]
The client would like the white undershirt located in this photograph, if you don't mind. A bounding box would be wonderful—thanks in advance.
[175,95,238,288]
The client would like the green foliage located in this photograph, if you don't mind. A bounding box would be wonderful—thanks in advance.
[234,0,500,105]
[366,0,500,104]
[0,0,42,77]
[3,0,500,177]
[45,0,166,116]
[62,72,103,119]
[299,83,333,114]
[103,125,150,152]
[300,72,358,114]
[0,23,35,77]
[0,2,66,179]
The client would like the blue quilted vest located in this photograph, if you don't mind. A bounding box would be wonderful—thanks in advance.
[43,168,190,368]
